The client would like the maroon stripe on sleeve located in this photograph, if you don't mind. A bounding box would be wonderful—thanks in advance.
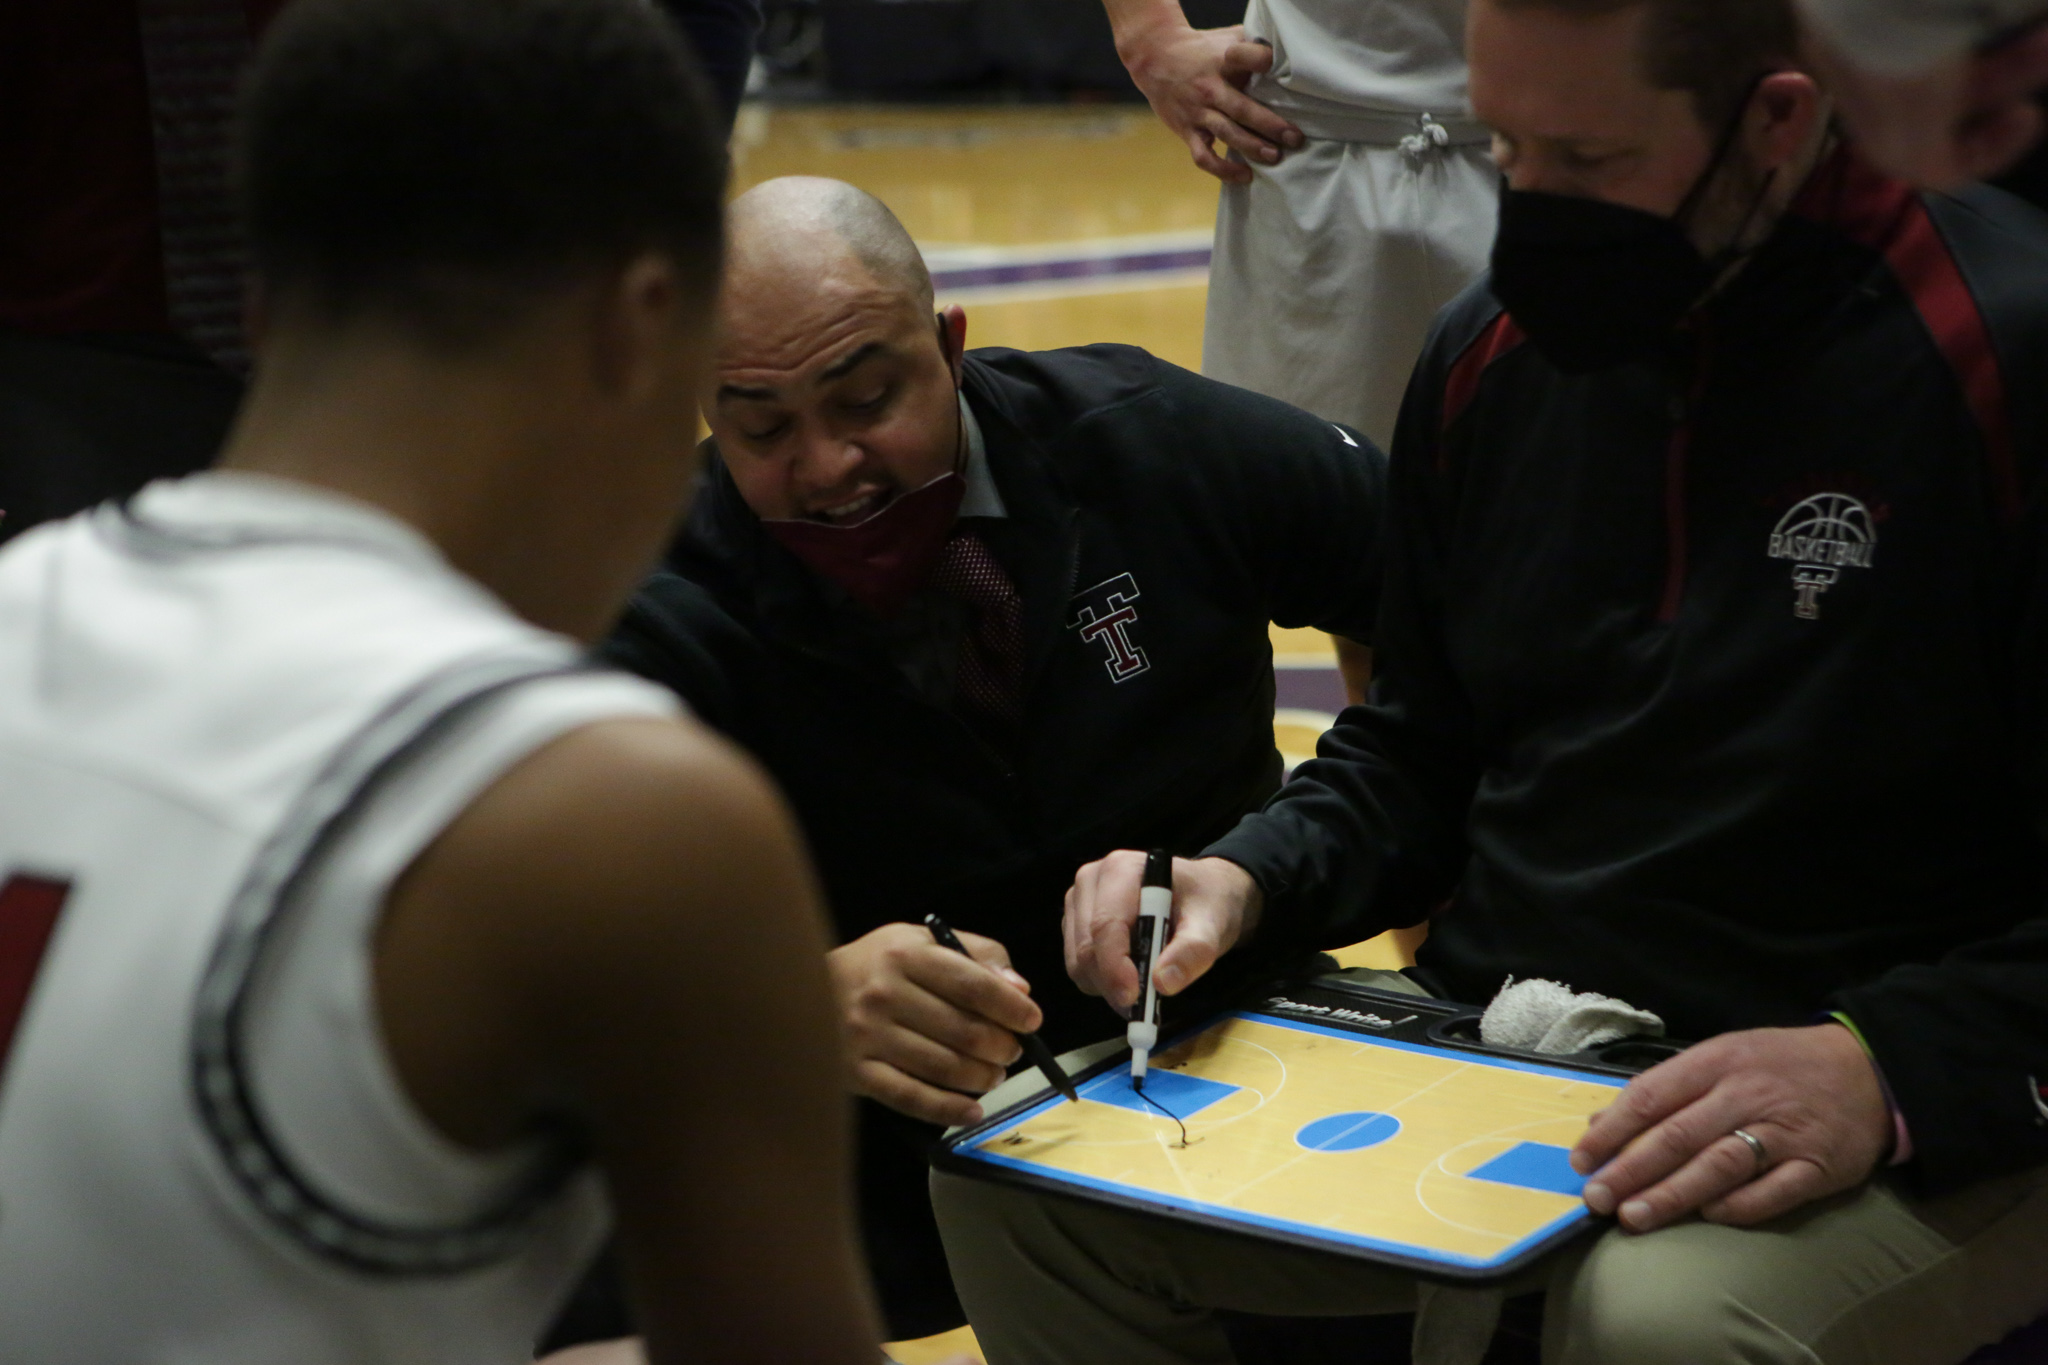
[1797,150,2021,524]
[1439,312,1525,468]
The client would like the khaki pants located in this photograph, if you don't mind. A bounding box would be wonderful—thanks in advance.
[1202,136,1497,450]
[933,1009,2048,1365]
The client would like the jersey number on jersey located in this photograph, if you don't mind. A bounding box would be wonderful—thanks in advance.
[0,875,70,1082]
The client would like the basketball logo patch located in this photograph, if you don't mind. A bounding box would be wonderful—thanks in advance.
[1767,492,1877,620]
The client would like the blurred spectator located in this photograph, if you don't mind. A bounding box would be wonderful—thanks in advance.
[1105,0,1482,699]
[1,0,752,548]
[1104,0,1493,456]
[659,0,763,126]
[0,0,285,545]
[1799,0,2048,187]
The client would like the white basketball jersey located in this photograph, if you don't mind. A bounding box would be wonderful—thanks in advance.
[0,473,679,1363]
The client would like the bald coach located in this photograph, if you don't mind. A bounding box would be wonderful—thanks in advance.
[598,176,1387,1336]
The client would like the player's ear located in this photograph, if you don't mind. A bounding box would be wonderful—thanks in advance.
[937,305,968,384]
[592,251,686,403]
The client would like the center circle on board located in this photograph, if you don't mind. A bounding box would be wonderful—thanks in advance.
[1295,1111,1402,1152]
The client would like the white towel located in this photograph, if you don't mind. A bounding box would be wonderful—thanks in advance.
[1480,976,1664,1055]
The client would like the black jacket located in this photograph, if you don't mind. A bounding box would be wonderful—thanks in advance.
[606,343,1385,1051]
[1211,150,2048,1194]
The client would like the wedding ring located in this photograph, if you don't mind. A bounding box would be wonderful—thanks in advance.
[1731,1127,1769,1176]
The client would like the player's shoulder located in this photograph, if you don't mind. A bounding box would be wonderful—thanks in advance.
[438,707,791,915]
[527,708,764,806]
[0,484,598,817]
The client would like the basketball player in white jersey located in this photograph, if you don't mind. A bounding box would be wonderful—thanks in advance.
[0,1,886,1361]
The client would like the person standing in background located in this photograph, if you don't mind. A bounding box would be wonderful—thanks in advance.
[0,0,287,544]
[662,0,763,129]
[0,0,757,547]
[1103,0,1487,703]
[1103,0,1495,456]
[1796,0,2048,189]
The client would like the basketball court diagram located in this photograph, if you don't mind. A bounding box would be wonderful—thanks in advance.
[955,1013,1629,1272]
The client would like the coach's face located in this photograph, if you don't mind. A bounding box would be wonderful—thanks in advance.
[1469,0,1718,216]
[709,246,966,525]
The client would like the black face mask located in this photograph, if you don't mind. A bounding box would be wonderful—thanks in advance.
[1488,84,1772,374]
[1489,192,1721,373]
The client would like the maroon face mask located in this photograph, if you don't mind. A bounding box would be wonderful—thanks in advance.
[762,471,966,618]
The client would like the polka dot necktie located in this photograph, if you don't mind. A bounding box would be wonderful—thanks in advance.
[930,530,1025,726]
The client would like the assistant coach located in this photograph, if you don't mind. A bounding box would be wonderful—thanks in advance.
[601,175,1383,1336]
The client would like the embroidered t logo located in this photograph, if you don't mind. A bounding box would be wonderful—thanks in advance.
[1767,492,1877,620]
[1068,573,1150,682]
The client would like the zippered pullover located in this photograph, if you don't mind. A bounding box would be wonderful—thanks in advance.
[608,344,1385,1051]
[1211,149,2048,1193]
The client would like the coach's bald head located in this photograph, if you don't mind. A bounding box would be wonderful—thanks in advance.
[710,177,966,525]
[726,176,935,313]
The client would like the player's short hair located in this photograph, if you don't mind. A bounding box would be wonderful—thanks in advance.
[238,0,727,346]
[1496,0,1800,128]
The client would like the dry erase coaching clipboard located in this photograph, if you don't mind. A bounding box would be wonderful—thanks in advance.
[935,978,1679,1282]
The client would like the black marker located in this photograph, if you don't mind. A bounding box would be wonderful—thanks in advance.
[923,913,1078,1104]
[1129,849,1174,1090]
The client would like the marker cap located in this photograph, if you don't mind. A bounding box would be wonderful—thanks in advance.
[1143,848,1172,889]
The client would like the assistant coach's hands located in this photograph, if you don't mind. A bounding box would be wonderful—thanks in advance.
[829,923,1041,1127]
[1571,1023,1892,1233]
[1064,852,1262,1011]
